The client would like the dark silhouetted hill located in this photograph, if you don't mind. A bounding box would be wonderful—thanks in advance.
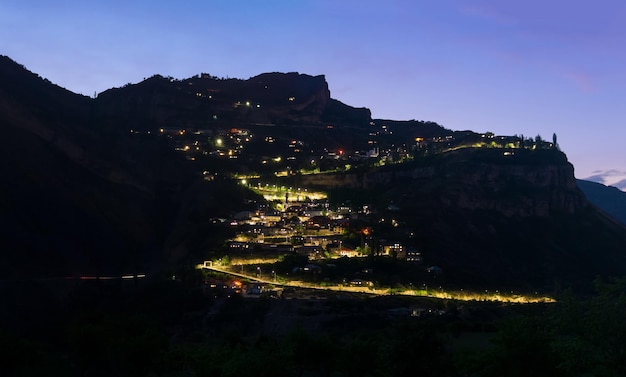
[578,179,626,226]
[0,56,162,277]
[2,55,626,292]
[95,72,371,130]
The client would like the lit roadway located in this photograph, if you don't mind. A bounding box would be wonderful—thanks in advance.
[200,263,386,295]
[198,264,555,304]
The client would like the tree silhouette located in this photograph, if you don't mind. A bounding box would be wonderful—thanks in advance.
[552,133,559,150]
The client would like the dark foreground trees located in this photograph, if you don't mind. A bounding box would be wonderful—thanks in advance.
[2,276,626,376]
[458,276,626,377]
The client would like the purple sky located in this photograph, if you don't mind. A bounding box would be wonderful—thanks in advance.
[2,0,625,184]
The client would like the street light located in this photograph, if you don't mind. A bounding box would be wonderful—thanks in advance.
[272,270,276,282]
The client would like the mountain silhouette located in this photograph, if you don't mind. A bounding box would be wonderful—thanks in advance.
[2,55,626,292]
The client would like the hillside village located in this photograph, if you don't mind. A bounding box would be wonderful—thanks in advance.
[150,119,558,181]
[139,117,561,292]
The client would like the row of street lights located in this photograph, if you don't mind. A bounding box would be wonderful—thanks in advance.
[255,266,277,282]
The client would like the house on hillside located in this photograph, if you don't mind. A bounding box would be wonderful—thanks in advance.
[380,241,406,259]
[307,215,332,230]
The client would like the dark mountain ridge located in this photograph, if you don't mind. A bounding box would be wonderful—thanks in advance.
[0,56,377,278]
[96,71,372,131]
[577,179,626,226]
[2,55,626,292]
[0,56,162,277]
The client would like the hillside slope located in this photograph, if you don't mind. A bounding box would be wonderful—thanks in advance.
[578,179,626,226]
[0,56,167,277]
[297,148,626,291]
[2,55,626,292]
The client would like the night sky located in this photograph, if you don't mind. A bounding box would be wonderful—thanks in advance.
[2,1,625,187]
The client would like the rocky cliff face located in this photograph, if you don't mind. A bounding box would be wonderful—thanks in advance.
[434,158,585,217]
[299,148,587,217]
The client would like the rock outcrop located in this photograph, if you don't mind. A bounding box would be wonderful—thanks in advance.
[95,72,371,130]
[299,148,586,217]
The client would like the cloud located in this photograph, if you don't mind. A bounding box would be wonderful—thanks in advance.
[595,169,626,177]
[584,169,626,191]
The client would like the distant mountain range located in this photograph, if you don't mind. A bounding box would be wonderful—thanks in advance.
[577,179,626,226]
[2,54,626,292]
